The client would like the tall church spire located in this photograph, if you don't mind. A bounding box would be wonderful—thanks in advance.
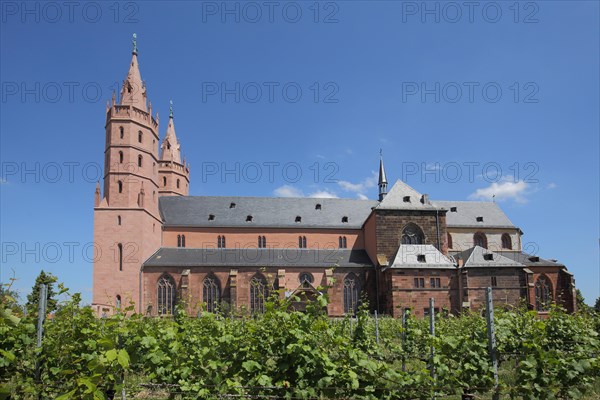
[160,100,181,164]
[119,33,147,112]
[378,149,388,201]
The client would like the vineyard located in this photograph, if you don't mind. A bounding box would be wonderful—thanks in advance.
[2,288,600,400]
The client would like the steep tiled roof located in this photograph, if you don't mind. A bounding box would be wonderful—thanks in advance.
[431,201,516,228]
[159,196,378,229]
[377,180,440,211]
[501,251,565,267]
[385,245,455,269]
[453,246,524,268]
[143,248,373,268]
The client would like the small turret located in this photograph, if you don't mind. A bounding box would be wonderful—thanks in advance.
[94,181,101,207]
[158,100,190,196]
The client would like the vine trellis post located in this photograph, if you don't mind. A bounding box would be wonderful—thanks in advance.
[35,284,47,385]
[485,287,500,400]
[429,298,436,400]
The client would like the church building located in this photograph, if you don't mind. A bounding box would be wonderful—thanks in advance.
[92,38,577,318]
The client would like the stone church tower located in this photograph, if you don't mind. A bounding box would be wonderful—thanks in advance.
[158,101,190,196]
[92,36,166,314]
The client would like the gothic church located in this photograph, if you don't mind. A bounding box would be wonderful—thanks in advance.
[92,39,576,318]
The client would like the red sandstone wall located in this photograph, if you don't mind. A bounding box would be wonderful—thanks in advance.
[162,227,363,250]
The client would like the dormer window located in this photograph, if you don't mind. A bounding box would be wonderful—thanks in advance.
[529,256,540,262]
[295,216,301,223]
[315,204,322,210]
[450,207,457,212]
[403,196,411,203]
[476,216,484,222]
[208,214,215,221]
[230,202,236,209]
[417,254,426,263]
[246,215,253,222]
[341,216,348,223]
[483,253,494,261]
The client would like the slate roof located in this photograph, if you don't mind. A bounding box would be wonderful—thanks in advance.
[431,201,516,228]
[377,180,440,211]
[143,247,373,268]
[501,252,565,267]
[159,196,379,229]
[385,245,455,270]
[453,246,525,268]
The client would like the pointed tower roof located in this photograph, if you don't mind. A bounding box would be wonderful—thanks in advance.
[378,152,387,186]
[377,180,440,210]
[378,150,388,201]
[160,100,182,164]
[119,33,147,112]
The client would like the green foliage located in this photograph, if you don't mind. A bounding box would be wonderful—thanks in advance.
[576,289,590,313]
[25,270,58,317]
[1,286,600,399]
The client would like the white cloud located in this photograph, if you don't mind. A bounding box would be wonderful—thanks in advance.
[547,182,557,189]
[274,185,339,199]
[273,185,304,198]
[337,171,378,198]
[469,180,529,203]
[309,190,339,198]
[356,193,368,200]
[0,178,7,184]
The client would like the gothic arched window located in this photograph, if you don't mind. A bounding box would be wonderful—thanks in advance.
[447,233,453,249]
[119,126,124,139]
[177,235,181,247]
[299,272,314,286]
[119,151,123,163]
[138,155,143,168]
[218,235,226,248]
[163,177,167,187]
[298,236,307,248]
[501,233,512,250]
[138,131,143,143]
[250,274,269,313]
[401,223,424,245]
[117,243,123,271]
[203,275,221,312]
[157,274,176,315]
[176,179,180,189]
[474,232,488,249]
[343,273,360,315]
[535,275,553,311]
[115,295,121,310]
[258,236,266,248]
[118,180,123,193]
[117,215,121,226]
[181,235,185,248]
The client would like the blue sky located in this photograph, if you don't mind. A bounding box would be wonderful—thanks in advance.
[1,1,599,305]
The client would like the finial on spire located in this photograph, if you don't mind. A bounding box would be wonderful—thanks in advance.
[132,33,138,54]
[169,99,174,118]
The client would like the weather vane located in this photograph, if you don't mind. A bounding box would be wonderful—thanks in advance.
[132,33,138,54]
[169,100,174,118]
